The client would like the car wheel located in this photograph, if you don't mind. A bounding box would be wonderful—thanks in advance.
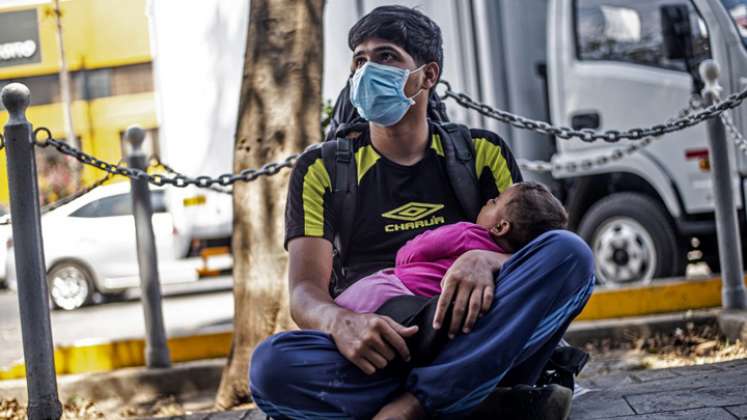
[48,261,94,311]
[578,193,682,288]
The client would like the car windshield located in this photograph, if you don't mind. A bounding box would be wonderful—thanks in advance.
[722,0,747,48]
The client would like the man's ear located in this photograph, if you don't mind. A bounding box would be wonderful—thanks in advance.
[422,62,440,90]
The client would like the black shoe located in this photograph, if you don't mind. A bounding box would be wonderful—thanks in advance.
[466,384,573,420]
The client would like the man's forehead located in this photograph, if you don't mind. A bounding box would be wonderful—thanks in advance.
[353,39,408,55]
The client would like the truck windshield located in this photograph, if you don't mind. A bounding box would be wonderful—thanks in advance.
[722,0,747,47]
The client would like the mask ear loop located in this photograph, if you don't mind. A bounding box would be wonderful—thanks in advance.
[405,64,428,101]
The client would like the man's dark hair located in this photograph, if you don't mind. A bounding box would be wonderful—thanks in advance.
[348,6,444,74]
[504,182,569,251]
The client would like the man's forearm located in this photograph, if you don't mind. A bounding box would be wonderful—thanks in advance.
[290,282,351,332]
[286,237,341,331]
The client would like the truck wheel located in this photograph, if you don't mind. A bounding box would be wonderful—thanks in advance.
[578,193,682,287]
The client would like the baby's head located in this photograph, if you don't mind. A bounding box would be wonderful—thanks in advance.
[476,182,568,253]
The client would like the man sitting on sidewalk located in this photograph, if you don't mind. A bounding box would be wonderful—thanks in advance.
[250,6,595,419]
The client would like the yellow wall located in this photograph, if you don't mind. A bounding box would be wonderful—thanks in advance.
[0,93,157,188]
[0,0,154,207]
[0,0,151,78]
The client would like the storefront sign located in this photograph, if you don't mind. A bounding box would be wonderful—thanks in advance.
[0,9,41,68]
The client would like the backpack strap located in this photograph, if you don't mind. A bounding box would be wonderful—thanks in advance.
[320,138,357,295]
[436,122,482,222]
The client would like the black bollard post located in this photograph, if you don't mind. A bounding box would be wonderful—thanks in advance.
[2,83,62,419]
[124,126,171,368]
[699,60,747,310]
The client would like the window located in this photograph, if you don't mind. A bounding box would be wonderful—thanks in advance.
[86,68,112,99]
[0,74,75,108]
[111,63,154,96]
[575,0,710,71]
[70,190,166,218]
[70,193,132,218]
[721,0,747,49]
[0,62,153,109]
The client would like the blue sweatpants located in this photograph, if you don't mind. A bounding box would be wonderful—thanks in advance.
[250,230,595,419]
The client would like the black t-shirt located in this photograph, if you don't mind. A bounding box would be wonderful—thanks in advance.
[285,123,523,293]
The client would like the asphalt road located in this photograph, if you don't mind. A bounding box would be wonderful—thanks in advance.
[0,277,234,368]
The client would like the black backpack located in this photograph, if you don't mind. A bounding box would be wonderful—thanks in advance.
[321,83,482,295]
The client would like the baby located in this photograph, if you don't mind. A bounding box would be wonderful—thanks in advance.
[335,181,569,314]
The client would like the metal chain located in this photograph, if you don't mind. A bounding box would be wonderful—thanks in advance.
[515,98,702,173]
[438,80,747,143]
[23,82,745,184]
[516,158,554,173]
[34,127,299,188]
[149,156,234,195]
[517,138,655,173]
[720,111,747,155]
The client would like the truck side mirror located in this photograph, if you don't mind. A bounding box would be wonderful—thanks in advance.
[661,4,693,60]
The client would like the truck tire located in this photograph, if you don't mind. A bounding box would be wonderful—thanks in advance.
[578,193,682,287]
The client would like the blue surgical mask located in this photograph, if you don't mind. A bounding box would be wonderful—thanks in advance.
[349,61,425,127]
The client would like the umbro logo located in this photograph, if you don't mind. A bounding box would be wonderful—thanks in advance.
[382,202,444,222]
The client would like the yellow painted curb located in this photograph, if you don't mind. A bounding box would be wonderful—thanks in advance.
[576,275,746,321]
[0,331,232,381]
[1,275,743,381]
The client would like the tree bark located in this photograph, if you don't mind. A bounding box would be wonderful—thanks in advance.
[215,0,325,409]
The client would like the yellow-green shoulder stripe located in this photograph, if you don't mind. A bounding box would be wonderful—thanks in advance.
[302,159,331,236]
[355,144,380,183]
[431,134,445,157]
[474,137,513,193]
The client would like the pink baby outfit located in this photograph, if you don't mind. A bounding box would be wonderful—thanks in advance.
[335,222,504,313]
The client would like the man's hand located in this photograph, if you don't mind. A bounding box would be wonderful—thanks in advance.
[433,250,510,338]
[331,311,419,375]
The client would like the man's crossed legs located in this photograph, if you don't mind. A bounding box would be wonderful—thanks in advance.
[250,230,595,419]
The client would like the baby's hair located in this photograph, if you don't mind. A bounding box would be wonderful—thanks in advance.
[503,182,568,251]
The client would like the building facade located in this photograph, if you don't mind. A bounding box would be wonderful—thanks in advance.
[0,0,156,208]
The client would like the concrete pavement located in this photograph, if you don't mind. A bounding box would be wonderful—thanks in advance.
[138,358,747,419]
[571,358,747,419]
[1,275,738,378]
[0,278,233,368]
[1,304,743,418]
[164,411,265,420]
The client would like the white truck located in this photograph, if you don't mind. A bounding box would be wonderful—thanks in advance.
[148,0,747,287]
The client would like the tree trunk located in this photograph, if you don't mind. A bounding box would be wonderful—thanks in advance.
[215,0,325,409]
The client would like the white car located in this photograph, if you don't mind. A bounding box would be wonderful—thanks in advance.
[4,181,197,310]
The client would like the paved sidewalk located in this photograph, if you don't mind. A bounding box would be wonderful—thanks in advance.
[160,411,263,419]
[571,358,747,419]
[148,358,747,419]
